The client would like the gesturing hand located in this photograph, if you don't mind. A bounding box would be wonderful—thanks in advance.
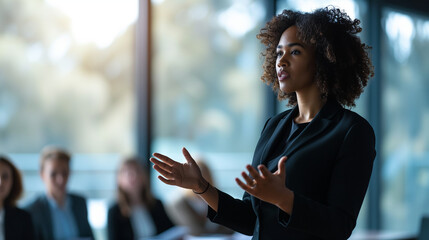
[150,147,206,192]
[236,156,294,213]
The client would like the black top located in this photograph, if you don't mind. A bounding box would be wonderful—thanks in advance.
[107,199,174,240]
[208,99,376,240]
[4,206,35,240]
[289,121,310,141]
[266,120,309,171]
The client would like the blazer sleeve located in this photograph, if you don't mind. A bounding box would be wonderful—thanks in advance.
[278,121,376,239]
[24,197,49,240]
[207,189,256,235]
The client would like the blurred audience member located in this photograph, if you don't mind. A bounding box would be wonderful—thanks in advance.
[167,160,233,236]
[107,157,174,240]
[0,155,35,240]
[25,146,94,240]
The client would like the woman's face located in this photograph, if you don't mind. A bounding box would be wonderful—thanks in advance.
[118,164,145,194]
[0,162,13,203]
[275,25,317,94]
[41,159,69,198]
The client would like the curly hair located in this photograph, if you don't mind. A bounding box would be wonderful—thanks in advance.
[257,6,374,107]
[0,155,23,207]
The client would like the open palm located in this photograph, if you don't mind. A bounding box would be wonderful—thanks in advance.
[150,147,203,190]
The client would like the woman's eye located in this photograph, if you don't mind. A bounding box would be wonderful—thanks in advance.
[276,51,283,57]
[291,50,301,55]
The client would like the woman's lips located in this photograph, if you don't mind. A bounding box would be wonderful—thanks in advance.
[278,71,289,81]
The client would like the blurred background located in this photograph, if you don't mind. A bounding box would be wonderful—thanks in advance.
[1,0,429,239]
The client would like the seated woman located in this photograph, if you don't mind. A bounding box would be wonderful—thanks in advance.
[25,146,94,240]
[0,155,35,240]
[167,159,233,236]
[107,157,174,240]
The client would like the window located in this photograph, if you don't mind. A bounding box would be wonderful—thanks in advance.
[381,8,429,233]
[151,0,267,200]
[0,0,137,238]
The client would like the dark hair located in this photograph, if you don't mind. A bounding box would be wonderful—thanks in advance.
[40,145,71,171]
[117,157,155,217]
[0,155,23,207]
[257,6,374,107]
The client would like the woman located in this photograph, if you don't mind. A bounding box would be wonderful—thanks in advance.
[150,6,376,240]
[0,156,35,240]
[107,157,174,240]
[25,146,94,240]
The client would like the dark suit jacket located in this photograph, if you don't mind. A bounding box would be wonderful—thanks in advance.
[4,206,35,240]
[107,199,174,240]
[25,193,94,240]
[208,99,376,240]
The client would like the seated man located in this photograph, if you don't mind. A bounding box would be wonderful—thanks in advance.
[26,146,94,240]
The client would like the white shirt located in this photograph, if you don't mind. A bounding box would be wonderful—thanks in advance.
[130,205,156,238]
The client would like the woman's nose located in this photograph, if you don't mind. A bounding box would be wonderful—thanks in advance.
[277,56,289,67]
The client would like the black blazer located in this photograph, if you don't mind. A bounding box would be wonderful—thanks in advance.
[25,193,94,240]
[107,199,174,240]
[208,99,376,240]
[3,206,35,240]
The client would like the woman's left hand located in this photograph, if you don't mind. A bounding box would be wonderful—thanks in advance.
[236,156,294,213]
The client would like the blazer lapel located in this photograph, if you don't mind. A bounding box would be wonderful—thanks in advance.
[70,195,84,235]
[283,99,342,158]
[4,207,12,239]
[42,195,55,240]
[259,106,298,165]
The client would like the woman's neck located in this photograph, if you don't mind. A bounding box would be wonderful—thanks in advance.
[295,87,326,123]
[128,192,143,206]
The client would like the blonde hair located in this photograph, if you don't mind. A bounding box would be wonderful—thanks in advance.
[40,145,71,171]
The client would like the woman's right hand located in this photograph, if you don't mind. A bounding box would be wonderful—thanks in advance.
[150,147,207,192]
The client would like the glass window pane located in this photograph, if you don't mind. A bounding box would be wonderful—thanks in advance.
[0,0,137,238]
[381,9,429,234]
[151,0,267,200]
